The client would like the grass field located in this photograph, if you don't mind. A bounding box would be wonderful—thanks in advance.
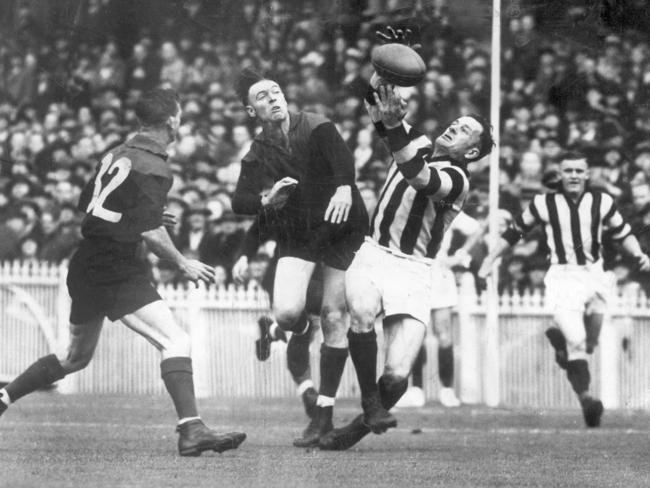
[0,392,648,488]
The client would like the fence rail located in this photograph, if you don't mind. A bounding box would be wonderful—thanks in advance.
[0,261,648,409]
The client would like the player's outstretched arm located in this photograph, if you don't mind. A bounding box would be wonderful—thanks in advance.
[477,237,512,280]
[619,234,650,272]
[142,226,215,285]
[478,203,540,279]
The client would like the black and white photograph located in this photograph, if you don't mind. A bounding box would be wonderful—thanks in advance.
[0,0,648,486]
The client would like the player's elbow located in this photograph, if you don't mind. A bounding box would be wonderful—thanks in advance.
[407,177,429,191]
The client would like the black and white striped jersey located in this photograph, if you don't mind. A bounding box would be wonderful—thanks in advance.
[370,123,470,260]
[513,190,631,265]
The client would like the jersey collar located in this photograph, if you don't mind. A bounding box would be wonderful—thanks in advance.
[125,134,169,160]
[429,155,469,177]
[255,111,301,143]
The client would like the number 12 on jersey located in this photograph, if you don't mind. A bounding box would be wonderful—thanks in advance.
[86,153,132,222]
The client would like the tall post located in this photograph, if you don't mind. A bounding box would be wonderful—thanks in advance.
[484,0,502,407]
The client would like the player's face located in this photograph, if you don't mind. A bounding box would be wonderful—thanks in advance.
[560,158,589,196]
[246,80,288,123]
[436,116,482,161]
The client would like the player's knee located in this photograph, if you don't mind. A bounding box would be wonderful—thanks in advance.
[346,296,376,332]
[60,351,93,373]
[349,310,375,334]
[384,363,410,381]
[320,304,345,328]
[163,330,191,357]
[274,306,303,331]
[567,339,588,361]
[436,331,453,348]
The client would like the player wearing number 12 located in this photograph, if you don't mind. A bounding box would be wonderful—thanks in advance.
[0,89,246,457]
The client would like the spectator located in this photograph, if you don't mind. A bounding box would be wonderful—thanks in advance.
[159,41,186,90]
[0,211,29,260]
[0,0,646,295]
[38,210,81,262]
[178,207,211,261]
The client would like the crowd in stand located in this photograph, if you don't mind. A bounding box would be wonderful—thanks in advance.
[0,0,649,295]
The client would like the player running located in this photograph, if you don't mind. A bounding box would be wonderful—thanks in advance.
[0,89,246,456]
[319,74,493,449]
[232,69,368,447]
[479,152,650,427]
[231,212,320,418]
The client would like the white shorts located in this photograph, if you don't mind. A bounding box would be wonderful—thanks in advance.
[429,259,458,310]
[346,240,432,325]
[544,262,615,315]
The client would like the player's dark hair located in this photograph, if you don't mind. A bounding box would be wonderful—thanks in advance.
[561,150,589,164]
[134,88,180,128]
[467,113,495,161]
[236,68,267,106]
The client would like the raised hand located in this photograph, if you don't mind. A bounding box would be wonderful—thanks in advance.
[372,84,408,129]
[375,26,422,50]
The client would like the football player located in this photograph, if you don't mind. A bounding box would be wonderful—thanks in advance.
[0,89,246,456]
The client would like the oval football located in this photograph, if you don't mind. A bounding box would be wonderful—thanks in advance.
[371,43,426,87]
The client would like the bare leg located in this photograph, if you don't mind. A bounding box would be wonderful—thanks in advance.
[0,316,103,407]
[121,300,246,455]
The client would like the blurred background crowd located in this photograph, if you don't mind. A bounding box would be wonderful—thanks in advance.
[0,0,649,294]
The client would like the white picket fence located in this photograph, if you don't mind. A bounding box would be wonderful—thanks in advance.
[0,261,648,409]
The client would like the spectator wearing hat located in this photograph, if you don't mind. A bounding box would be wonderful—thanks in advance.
[38,208,82,262]
[178,185,206,206]
[164,194,189,245]
[299,51,331,106]
[338,47,367,102]
[0,210,29,260]
[178,205,212,261]
[209,210,246,272]
[159,41,186,90]
[17,236,40,262]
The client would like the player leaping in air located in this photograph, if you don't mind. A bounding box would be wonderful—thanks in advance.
[319,37,494,450]
[479,151,650,427]
[231,211,321,419]
[232,69,368,447]
[0,89,246,456]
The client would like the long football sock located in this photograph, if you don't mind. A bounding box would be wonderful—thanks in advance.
[347,329,379,399]
[566,359,590,396]
[161,357,199,420]
[412,345,426,389]
[5,354,66,403]
[584,313,604,354]
[317,344,348,402]
[438,345,454,388]
[287,321,312,385]
[378,374,408,410]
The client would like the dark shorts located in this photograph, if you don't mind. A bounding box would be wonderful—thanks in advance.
[276,220,366,271]
[67,239,161,324]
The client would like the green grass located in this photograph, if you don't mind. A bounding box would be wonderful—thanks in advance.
[0,393,648,488]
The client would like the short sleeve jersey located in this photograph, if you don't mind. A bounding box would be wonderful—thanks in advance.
[77,134,173,243]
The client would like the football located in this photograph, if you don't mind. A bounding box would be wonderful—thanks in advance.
[371,43,426,87]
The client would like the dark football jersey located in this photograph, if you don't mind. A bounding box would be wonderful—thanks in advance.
[77,134,173,243]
